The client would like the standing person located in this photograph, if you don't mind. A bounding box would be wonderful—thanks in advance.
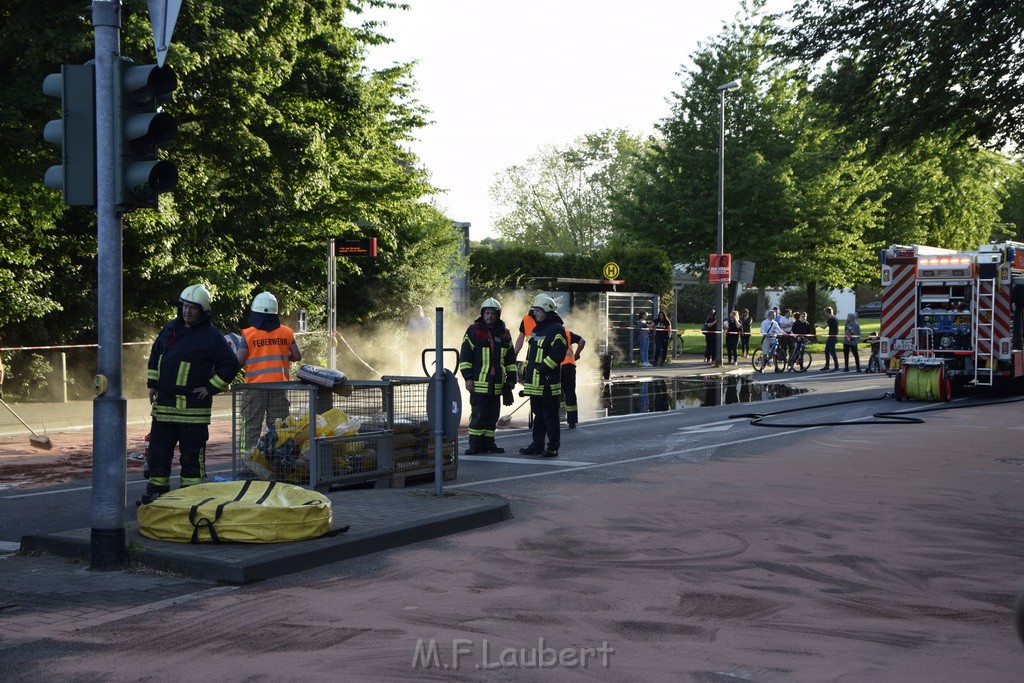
[459,297,517,455]
[703,309,718,364]
[739,308,752,358]
[237,292,302,453]
[561,328,586,428]
[725,310,743,365]
[407,305,433,347]
[140,285,240,505]
[652,311,671,366]
[519,295,567,458]
[636,311,651,367]
[843,312,862,372]
[818,306,840,371]
[777,308,795,357]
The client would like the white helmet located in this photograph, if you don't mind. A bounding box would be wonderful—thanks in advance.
[531,294,557,313]
[480,297,501,313]
[179,284,211,313]
[251,291,278,314]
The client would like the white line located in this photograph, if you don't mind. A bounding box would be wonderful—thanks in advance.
[460,455,591,467]
[1,465,235,499]
[449,424,823,489]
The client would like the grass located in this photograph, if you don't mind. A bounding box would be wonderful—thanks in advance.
[673,319,881,357]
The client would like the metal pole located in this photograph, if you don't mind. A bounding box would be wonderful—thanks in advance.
[91,0,127,569]
[433,307,443,496]
[327,239,336,370]
[717,87,726,368]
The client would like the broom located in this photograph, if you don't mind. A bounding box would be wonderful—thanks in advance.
[0,397,53,449]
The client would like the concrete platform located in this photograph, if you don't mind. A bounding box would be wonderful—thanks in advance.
[21,488,511,584]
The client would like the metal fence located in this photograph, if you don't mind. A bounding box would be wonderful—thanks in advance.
[232,377,456,490]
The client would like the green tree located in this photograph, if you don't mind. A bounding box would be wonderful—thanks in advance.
[490,129,646,254]
[0,0,459,346]
[783,0,1024,149]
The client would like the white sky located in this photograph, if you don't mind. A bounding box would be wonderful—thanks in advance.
[362,0,792,241]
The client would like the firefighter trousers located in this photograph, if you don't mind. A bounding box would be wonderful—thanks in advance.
[530,394,560,451]
[145,420,209,495]
[560,364,578,426]
[241,388,290,453]
[468,393,501,449]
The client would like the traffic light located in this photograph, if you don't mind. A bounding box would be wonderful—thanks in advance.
[42,64,97,206]
[116,58,178,209]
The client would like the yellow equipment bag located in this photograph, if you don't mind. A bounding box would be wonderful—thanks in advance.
[137,480,332,544]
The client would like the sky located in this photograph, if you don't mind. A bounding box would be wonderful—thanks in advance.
[361,0,792,241]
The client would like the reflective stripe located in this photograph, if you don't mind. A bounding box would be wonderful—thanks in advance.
[209,374,230,390]
[176,361,191,386]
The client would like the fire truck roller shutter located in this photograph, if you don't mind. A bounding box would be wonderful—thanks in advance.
[1013,284,1024,350]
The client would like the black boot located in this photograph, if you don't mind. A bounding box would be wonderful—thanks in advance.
[519,443,543,455]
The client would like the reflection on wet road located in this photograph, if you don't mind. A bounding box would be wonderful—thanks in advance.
[596,375,808,417]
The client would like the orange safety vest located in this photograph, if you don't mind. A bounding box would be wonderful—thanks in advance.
[562,329,576,366]
[521,313,536,338]
[242,325,295,383]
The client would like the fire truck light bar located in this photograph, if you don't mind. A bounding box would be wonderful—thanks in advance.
[918,256,972,266]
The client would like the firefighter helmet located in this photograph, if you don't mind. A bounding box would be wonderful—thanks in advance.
[251,291,279,314]
[531,294,557,313]
[480,297,501,313]
[179,284,211,312]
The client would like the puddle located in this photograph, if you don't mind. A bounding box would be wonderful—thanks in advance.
[596,375,808,417]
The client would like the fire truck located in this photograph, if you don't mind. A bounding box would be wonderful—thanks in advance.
[878,242,1024,400]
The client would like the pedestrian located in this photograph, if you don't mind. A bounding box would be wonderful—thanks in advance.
[459,297,517,455]
[139,284,240,505]
[739,308,752,358]
[519,295,567,458]
[407,304,433,347]
[637,311,652,367]
[725,310,742,364]
[777,308,795,357]
[703,309,718,364]
[561,328,586,428]
[652,310,671,366]
[237,291,302,454]
[818,306,840,371]
[843,312,862,372]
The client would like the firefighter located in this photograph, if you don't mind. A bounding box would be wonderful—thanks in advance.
[519,294,568,458]
[459,297,517,455]
[237,292,303,453]
[561,328,586,428]
[140,285,240,505]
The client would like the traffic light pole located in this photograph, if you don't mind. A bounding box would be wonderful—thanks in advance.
[91,0,128,569]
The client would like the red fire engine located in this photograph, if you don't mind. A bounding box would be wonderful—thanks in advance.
[878,242,1024,400]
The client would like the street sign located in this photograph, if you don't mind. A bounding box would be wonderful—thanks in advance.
[709,253,732,284]
[333,237,378,257]
[148,0,182,67]
[603,262,620,280]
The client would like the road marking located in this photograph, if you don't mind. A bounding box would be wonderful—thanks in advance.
[449,424,824,489]
[677,424,736,432]
[460,455,591,467]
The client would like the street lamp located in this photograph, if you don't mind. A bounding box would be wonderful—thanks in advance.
[716,78,741,367]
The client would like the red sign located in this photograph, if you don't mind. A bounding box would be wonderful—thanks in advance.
[709,253,731,284]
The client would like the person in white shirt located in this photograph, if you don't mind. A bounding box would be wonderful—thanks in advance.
[760,310,784,356]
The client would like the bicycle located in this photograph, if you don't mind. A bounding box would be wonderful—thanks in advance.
[783,337,813,372]
[866,338,882,373]
[751,338,787,373]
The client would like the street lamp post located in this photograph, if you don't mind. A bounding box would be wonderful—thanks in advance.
[717,79,741,367]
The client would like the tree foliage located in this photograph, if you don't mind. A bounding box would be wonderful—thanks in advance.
[783,0,1024,150]
[490,129,646,254]
[0,0,459,346]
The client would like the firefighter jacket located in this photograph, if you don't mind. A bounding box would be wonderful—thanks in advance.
[241,324,296,383]
[523,312,568,396]
[147,315,240,424]
[459,318,516,395]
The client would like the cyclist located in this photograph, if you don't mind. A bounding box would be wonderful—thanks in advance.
[789,311,814,369]
[760,310,785,362]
